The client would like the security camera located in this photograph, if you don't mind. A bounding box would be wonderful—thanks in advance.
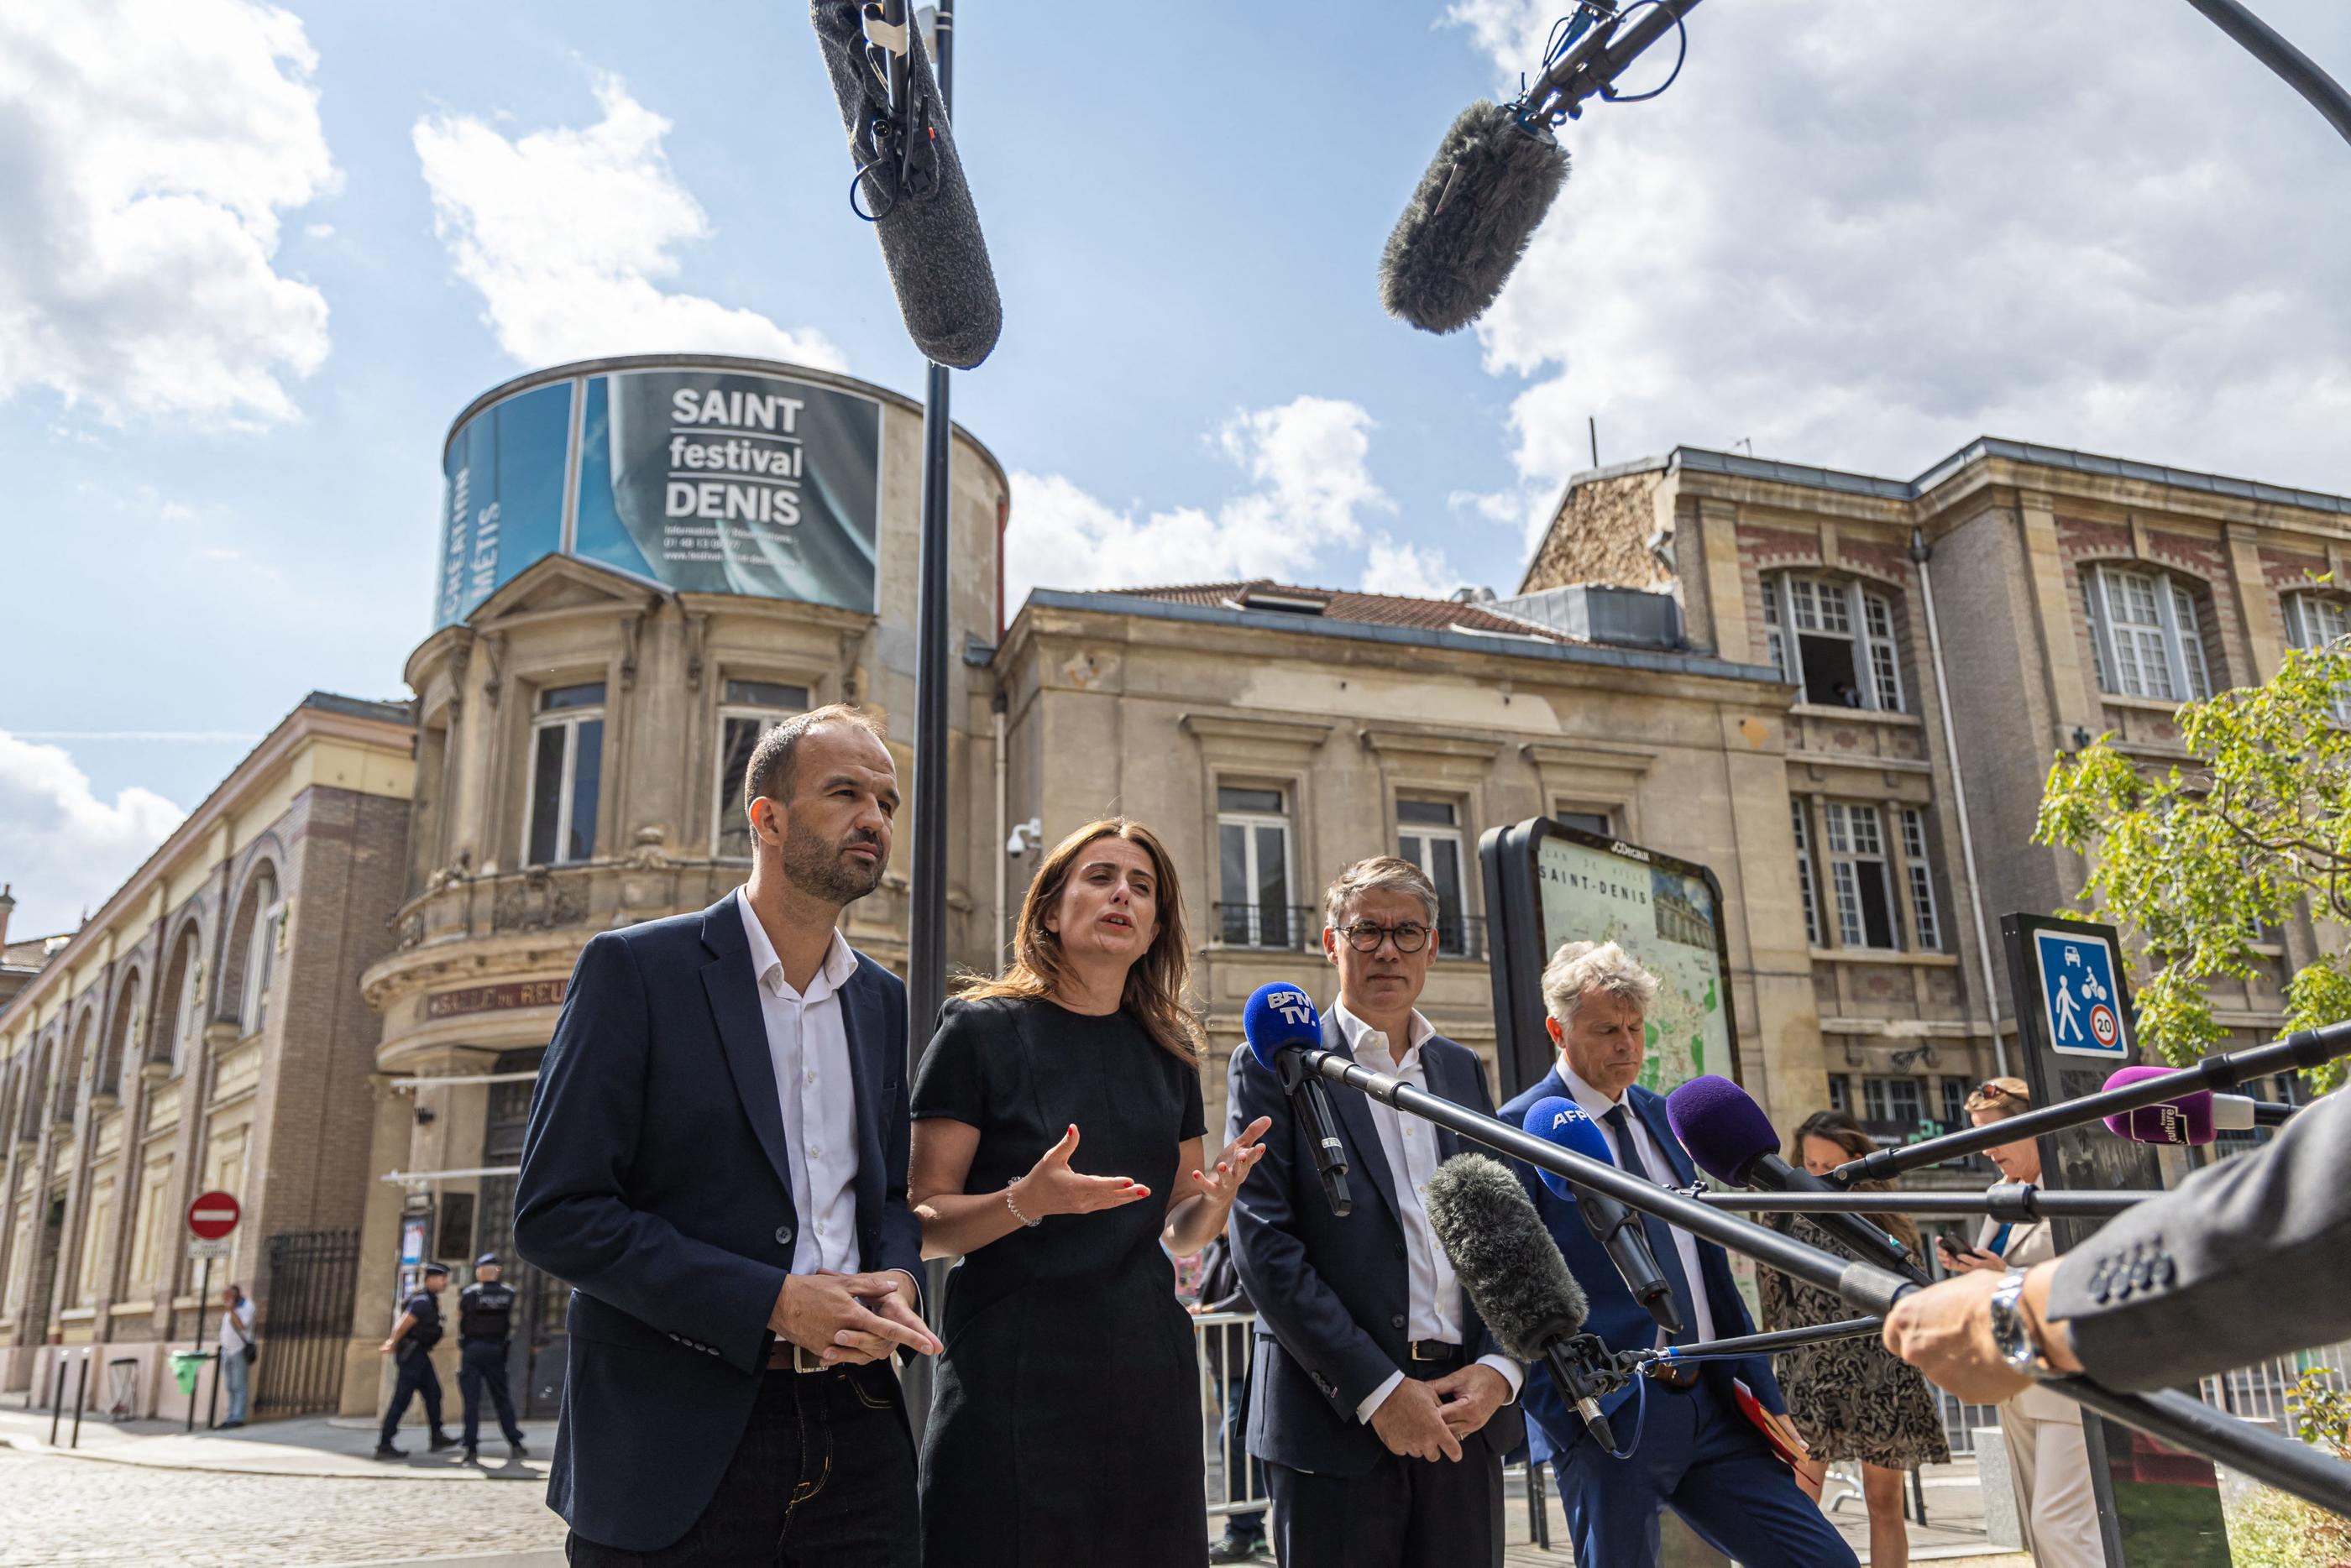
[1006,818,1044,857]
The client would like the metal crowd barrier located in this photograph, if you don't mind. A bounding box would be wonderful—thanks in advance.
[1193,1310,1270,1523]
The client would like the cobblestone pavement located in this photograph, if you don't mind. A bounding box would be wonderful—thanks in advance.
[0,1444,568,1566]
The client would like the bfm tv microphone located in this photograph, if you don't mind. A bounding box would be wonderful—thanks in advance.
[1425,1152,1617,1453]
[1666,1076,1930,1287]
[1244,983,1351,1218]
[1523,1096,1683,1335]
[809,0,1003,368]
[2100,1064,2290,1145]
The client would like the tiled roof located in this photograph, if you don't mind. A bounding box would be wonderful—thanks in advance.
[1114,581,1570,640]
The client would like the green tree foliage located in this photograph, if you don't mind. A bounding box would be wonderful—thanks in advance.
[2035,634,2351,1090]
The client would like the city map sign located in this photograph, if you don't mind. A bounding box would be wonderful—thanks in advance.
[1480,818,1738,1101]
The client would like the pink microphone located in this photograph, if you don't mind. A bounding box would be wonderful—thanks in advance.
[2101,1064,2259,1145]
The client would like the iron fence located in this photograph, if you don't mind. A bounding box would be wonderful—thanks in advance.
[253,1228,360,1420]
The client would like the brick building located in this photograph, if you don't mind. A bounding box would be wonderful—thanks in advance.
[0,693,413,1417]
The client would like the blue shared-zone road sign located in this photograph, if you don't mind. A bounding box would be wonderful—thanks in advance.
[2034,928,2128,1059]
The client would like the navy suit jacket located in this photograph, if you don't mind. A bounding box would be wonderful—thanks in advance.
[1227,1012,1525,1478]
[1495,1069,1784,1458]
[513,895,924,1553]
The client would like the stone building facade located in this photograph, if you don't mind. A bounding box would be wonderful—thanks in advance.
[1522,438,2347,1126]
[988,583,1832,1145]
[0,693,412,1416]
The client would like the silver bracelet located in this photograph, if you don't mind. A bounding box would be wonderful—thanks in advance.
[1005,1184,1042,1228]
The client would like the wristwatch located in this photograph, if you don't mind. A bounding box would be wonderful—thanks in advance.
[1987,1268,2058,1381]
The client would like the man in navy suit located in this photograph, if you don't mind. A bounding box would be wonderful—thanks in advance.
[516,704,941,1564]
[1497,939,1856,1568]
[1228,857,1525,1568]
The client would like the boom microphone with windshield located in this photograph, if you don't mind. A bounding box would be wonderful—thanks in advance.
[1243,982,1351,1218]
[1665,1075,1929,1287]
[1426,1152,1620,1451]
[809,0,1002,368]
[1523,1096,1682,1334]
[1378,0,1701,335]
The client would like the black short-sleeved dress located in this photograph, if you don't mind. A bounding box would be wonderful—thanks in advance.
[911,995,1208,1568]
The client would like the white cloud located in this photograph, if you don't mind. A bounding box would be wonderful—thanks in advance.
[0,734,186,938]
[1005,396,1393,610]
[1443,0,2351,499]
[0,0,335,424]
[415,75,844,370]
[1362,535,1461,599]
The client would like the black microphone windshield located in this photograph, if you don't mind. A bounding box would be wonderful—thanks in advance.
[810,1,1002,368]
[1425,1153,1588,1363]
[1379,101,1568,336]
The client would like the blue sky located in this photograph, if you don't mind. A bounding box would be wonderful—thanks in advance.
[3,0,2348,936]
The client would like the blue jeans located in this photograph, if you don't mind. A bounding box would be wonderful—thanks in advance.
[222,1347,250,1424]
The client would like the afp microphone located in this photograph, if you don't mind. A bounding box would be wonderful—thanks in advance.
[1667,1075,1930,1287]
[1244,982,1351,1218]
[809,0,1002,368]
[2101,1063,2291,1145]
[1523,1096,1683,1335]
[1426,1152,1619,1453]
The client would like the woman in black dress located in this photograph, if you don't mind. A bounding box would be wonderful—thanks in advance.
[1755,1110,1950,1568]
[909,818,1270,1568]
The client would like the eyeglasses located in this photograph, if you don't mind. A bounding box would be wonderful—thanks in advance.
[1338,921,1431,954]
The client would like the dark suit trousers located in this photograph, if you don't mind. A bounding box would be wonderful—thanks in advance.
[1552,1381,1857,1568]
[566,1363,919,1568]
[1264,1362,1503,1568]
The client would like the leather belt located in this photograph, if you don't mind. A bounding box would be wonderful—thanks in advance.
[1406,1340,1464,1364]
[766,1341,830,1374]
[1649,1356,1702,1392]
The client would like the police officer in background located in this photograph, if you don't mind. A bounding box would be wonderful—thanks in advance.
[375,1262,457,1460]
[458,1252,528,1464]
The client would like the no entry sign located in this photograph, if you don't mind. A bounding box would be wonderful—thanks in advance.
[187,1191,241,1241]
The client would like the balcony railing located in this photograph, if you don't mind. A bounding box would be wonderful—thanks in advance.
[1213,903,1318,953]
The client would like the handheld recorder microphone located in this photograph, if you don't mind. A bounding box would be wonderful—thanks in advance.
[2100,1064,2286,1145]
[1426,1152,1621,1453]
[1666,1075,1930,1287]
[1244,983,1350,1218]
[1523,1097,1683,1335]
[809,0,1002,368]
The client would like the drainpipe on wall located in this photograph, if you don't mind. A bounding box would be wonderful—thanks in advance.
[1911,527,2009,1078]
[992,689,1008,964]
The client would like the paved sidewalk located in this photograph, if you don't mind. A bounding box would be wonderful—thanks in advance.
[0,1401,556,1482]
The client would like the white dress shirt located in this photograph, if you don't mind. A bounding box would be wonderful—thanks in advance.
[736,888,862,1277]
[1335,1003,1525,1424]
[1556,1058,1720,1346]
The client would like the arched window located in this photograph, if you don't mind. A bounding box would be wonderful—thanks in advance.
[158,929,203,1075]
[2082,564,2213,701]
[2285,592,2351,724]
[55,1012,93,1126]
[96,968,141,1100]
[1761,572,1906,712]
[229,869,283,1036]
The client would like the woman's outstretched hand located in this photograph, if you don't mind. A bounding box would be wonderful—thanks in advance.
[1010,1123,1155,1219]
[1186,1116,1272,1212]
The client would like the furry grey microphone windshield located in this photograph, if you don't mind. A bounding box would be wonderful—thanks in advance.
[1424,1152,1589,1362]
[1378,101,1568,335]
[809,1,1003,368]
